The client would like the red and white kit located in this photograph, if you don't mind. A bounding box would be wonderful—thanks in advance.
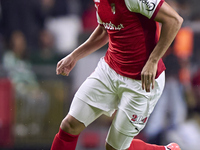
[69,0,166,149]
[95,0,166,80]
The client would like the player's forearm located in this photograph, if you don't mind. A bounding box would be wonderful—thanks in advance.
[70,25,108,61]
[149,17,183,63]
[148,2,183,64]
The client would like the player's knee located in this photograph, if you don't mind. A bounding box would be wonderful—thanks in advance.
[105,142,116,150]
[60,114,85,135]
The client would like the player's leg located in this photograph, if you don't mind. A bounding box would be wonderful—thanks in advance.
[51,97,105,150]
[105,108,139,150]
[106,138,171,150]
[106,109,181,150]
[129,139,181,150]
[60,114,85,135]
[117,71,180,150]
[105,71,177,150]
[51,58,119,150]
[51,114,85,150]
[105,121,132,150]
[105,109,166,150]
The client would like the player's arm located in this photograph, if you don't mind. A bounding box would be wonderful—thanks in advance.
[56,25,108,76]
[141,2,183,92]
[71,25,108,61]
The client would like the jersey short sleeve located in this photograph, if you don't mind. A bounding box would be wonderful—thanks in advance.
[125,0,164,19]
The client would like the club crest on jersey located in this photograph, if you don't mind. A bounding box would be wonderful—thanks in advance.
[111,3,116,14]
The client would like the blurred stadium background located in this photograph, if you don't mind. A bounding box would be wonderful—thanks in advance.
[0,0,200,150]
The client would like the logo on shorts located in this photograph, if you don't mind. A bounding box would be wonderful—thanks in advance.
[130,115,148,125]
[139,0,156,11]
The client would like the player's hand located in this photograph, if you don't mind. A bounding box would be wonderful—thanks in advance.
[56,54,77,76]
[141,61,158,92]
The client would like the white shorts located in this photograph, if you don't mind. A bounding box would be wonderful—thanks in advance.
[69,57,165,149]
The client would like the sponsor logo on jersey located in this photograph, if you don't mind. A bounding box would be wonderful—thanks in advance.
[102,21,124,30]
[139,0,156,11]
[94,0,100,3]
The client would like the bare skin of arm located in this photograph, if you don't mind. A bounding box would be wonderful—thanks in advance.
[56,25,108,76]
[141,2,183,92]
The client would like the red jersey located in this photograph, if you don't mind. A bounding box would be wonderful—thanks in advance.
[94,0,166,80]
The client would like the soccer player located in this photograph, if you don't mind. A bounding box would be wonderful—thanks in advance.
[51,0,183,149]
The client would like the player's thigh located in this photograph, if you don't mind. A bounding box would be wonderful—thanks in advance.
[116,71,165,133]
[68,97,107,127]
[74,57,120,112]
[106,94,159,150]
[70,77,117,126]
[61,96,108,135]
[105,72,165,149]
[106,109,138,150]
[106,108,149,150]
